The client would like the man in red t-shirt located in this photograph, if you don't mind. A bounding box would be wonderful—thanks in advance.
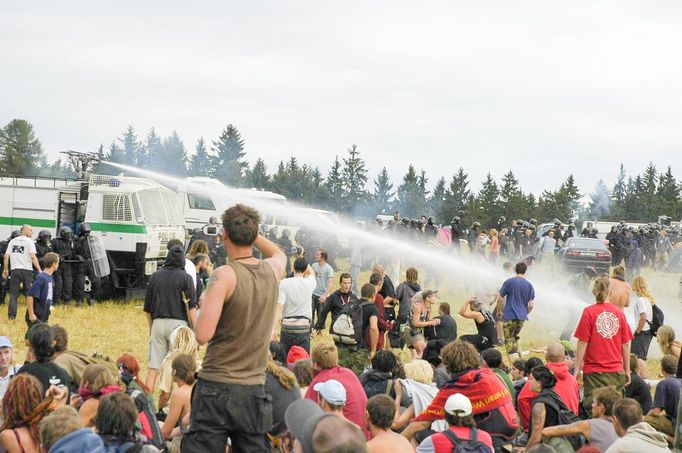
[305,342,369,438]
[369,272,393,350]
[574,277,633,407]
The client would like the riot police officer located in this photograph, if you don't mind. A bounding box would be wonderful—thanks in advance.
[468,222,480,251]
[76,223,101,305]
[35,230,52,266]
[450,216,463,249]
[51,226,80,305]
[424,216,438,238]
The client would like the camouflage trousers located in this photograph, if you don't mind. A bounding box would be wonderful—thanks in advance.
[503,320,525,354]
[337,345,369,375]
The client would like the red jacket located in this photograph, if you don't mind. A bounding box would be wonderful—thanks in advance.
[517,361,580,431]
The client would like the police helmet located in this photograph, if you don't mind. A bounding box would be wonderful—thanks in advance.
[567,224,575,230]
[9,230,20,240]
[38,230,52,242]
[529,218,538,225]
[586,222,593,228]
[79,223,92,237]
[59,226,73,239]
[427,216,435,225]
[528,225,536,231]
[473,222,481,228]
[402,218,410,225]
[410,219,420,226]
[452,216,461,223]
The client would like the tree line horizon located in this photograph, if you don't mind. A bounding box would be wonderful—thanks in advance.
[1,118,680,227]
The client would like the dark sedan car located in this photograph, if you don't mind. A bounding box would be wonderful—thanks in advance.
[557,237,611,274]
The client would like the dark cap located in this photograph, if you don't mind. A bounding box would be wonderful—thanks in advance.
[285,400,334,453]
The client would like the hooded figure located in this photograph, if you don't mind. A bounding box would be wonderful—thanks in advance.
[49,428,105,453]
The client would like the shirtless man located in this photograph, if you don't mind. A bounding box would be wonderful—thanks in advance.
[366,395,414,453]
[609,266,631,309]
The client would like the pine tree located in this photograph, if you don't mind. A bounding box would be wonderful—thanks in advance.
[117,126,142,166]
[428,177,446,221]
[159,131,188,175]
[143,128,163,169]
[307,167,328,207]
[106,141,125,172]
[188,138,211,177]
[441,168,470,223]
[210,124,247,187]
[324,156,345,211]
[641,163,658,220]
[477,173,500,227]
[372,167,394,214]
[561,174,581,220]
[244,158,270,189]
[656,166,679,218]
[499,170,526,221]
[0,119,45,175]
[611,164,627,220]
[588,179,612,219]
[341,145,369,212]
[396,164,425,218]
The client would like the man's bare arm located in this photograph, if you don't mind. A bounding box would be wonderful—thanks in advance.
[31,253,41,272]
[254,234,287,279]
[194,266,236,345]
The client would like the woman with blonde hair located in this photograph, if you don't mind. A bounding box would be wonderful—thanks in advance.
[392,359,446,433]
[657,325,681,360]
[157,326,200,412]
[186,240,209,260]
[74,364,122,427]
[631,276,655,378]
[574,277,633,408]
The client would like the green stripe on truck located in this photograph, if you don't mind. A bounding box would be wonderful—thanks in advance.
[89,223,147,234]
[0,216,55,228]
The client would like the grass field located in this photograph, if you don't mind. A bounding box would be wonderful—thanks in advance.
[0,262,678,382]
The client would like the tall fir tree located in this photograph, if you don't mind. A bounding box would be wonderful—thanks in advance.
[396,164,425,218]
[428,177,447,221]
[476,173,500,227]
[640,163,658,220]
[324,156,345,211]
[117,126,142,166]
[143,127,163,169]
[441,168,470,224]
[159,131,188,175]
[210,124,247,187]
[341,144,369,212]
[244,158,271,189]
[0,119,45,175]
[372,167,395,214]
[611,164,627,220]
[189,138,211,177]
[656,166,679,218]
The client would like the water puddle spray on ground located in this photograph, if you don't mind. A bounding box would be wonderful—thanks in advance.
[103,161,620,337]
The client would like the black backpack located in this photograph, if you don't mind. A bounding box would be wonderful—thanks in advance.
[126,388,167,452]
[441,428,492,453]
[331,300,372,347]
[535,392,583,450]
[647,304,664,336]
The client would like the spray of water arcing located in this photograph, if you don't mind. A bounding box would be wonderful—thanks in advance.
[103,161,594,333]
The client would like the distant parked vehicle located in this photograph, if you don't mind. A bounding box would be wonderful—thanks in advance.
[557,237,611,275]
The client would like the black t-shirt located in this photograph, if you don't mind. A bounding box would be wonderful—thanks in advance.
[476,312,498,345]
[18,361,72,396]
[625,372,652,413]
[433,314,457,342]
[360,299,380,349]
[143,267,197,321]
[380,276,395,300]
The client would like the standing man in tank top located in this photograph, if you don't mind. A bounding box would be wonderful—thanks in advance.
[182,204,286,453]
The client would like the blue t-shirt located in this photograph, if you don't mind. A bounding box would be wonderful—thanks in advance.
[499,276,535,321]
[27,272,54,322]
[653,376,680,422]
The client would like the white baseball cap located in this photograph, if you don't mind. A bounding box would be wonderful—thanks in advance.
[313,379,347,406]
[444,393,473,417]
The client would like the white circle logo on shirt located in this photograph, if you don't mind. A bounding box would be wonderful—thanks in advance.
[596,311,620,339]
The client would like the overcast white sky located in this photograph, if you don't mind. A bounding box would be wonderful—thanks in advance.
[2,1,682,196]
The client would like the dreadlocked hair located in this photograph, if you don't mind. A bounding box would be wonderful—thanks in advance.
[266,356,298,391]
[158,326,199,376]
[1,374,55,447]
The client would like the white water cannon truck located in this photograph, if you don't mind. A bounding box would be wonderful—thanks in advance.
[0,152,185,298]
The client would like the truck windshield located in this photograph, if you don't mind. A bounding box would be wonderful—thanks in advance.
[136,189,185,225]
